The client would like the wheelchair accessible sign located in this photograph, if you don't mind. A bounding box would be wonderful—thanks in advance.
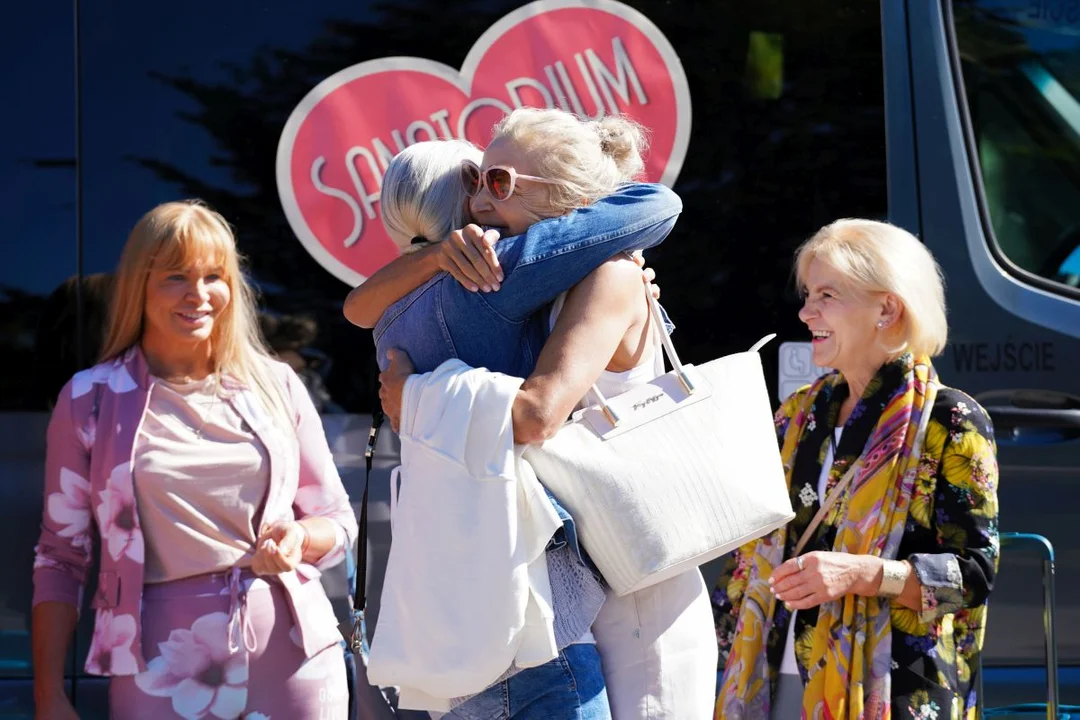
[777,342,829,402]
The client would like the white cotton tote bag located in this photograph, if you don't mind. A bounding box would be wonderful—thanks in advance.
[523,293,794,596]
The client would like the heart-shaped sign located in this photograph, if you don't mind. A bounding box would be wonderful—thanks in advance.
[276,0,691,286]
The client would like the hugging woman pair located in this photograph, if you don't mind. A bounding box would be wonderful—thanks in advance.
[346,106,718,720]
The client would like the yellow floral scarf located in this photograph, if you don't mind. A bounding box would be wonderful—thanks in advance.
[716,356,939,720]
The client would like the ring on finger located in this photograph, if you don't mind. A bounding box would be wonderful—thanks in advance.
[796,556,805,572]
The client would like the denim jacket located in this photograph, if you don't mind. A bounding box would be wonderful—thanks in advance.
[373,182,681,375]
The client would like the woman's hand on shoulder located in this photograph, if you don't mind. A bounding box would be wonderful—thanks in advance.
[630,250,660,299]
[438,225,503,293]
[378,349,415,433]
[342,228,501,329]
[769,551,883,610]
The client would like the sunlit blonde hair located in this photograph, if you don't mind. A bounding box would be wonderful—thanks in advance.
[100,200,292,429]
[795,218,948,357]
[381,139,482,253]
[491,107,648,215]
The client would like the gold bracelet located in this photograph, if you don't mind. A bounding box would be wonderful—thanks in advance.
[877,559,910,599]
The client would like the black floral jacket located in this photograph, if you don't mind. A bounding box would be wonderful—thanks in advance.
[713,360,999,719]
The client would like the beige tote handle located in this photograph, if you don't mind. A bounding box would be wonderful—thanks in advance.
[589,287,776,427]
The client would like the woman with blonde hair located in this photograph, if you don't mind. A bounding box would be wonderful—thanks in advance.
[32,200,357,720]
[713,219,999,719]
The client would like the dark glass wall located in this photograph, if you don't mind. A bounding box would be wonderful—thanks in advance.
[0,1,77,411]
[0,1,77,702]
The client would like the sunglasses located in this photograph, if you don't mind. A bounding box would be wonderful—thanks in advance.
[460,159,560,202]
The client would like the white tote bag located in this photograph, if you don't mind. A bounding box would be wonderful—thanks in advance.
[523,292,794,596]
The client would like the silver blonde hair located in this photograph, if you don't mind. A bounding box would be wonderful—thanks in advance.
[491,107,649,214]
[795,218,949,357]
[381,139,483,253]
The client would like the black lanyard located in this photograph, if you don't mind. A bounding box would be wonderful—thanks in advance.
[355,407,384,612]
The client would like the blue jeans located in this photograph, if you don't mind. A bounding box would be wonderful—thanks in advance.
[446,644,611,720]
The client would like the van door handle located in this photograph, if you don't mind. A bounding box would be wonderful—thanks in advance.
[984,406,1080,444]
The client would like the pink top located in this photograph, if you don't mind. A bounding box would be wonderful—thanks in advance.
[134,376,271,583]
[32,347,359,676]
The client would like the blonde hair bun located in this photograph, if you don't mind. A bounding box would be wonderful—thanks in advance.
[593,115,647,182]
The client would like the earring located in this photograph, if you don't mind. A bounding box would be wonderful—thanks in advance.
[877,321,886,329]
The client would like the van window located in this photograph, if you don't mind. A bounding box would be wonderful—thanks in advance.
[953,0,1080,289]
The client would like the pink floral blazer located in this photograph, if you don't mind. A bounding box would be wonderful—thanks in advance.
[32,347,359,676]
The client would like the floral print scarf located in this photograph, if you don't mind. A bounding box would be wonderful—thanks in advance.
[717,354,939,719]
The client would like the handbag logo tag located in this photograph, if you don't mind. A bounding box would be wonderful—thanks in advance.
[632,393,665,411]
[582,364,713,439]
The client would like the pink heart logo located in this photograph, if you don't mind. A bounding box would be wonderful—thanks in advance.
[276,0,691,286]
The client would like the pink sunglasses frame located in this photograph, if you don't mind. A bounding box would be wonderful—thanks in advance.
[460,159,560,201]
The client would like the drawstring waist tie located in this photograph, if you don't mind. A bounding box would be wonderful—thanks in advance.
[143,566,266,655]
[226,566,259,654]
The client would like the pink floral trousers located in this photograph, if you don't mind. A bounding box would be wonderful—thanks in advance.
[109,569,348,720]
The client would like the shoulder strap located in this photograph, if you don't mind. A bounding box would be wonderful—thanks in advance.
[582,259,774,424]
[548,261,691,426]
[355,407,384,611]
[792,459,860,557]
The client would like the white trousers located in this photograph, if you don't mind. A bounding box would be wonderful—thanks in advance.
[592,569,717,720]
